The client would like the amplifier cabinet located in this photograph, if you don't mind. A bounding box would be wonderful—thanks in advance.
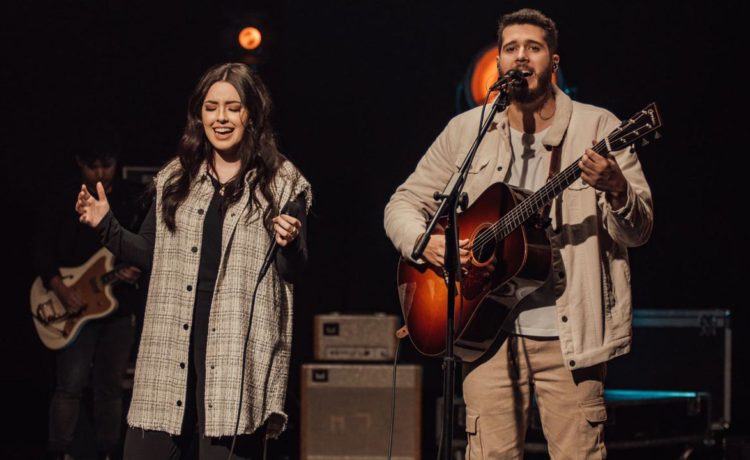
[300,363,421,460]
[314,313,400,361]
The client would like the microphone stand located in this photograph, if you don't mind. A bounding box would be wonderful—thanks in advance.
[412,84,513,460]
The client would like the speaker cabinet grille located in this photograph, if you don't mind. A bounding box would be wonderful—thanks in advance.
[301,364,421,460]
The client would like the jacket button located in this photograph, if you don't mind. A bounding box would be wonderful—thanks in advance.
[497,166,503,171]
[569,360,576,367]
[176,400,182,407]
[183,324,189,330]
[198,208,205,215]
[180,362,185,369]
[208,403,213,409]
[210,365,215,370]
[211,327,216,332]
[561,316,568,322]
[187,285,193,291]
[191,246,198,253]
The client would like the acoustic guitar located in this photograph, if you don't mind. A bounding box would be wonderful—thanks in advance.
[397,103,662,362]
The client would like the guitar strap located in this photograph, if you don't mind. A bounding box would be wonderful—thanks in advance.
[539,132,566,229]
[547,143,563,181]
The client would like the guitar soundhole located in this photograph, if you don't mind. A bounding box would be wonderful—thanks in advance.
[472,229,496,263]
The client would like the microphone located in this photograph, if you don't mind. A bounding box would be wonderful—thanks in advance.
[489,69,531,91]
[257,195,303,281]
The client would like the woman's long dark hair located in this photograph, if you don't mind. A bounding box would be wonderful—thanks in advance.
[161,63,285,233]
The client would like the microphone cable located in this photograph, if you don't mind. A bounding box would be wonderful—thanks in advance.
[386,336,403,460]
[227,197,300,460]
[227,264,266,460]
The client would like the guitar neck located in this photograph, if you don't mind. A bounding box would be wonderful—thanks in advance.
[496,161,577,240]
[492,102,660,239]
[100,263,129,286]
[496,135,619,240]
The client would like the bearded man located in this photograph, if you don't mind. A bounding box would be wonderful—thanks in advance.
[384,8,653,459]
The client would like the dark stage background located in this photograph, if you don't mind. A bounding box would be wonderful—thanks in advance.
[1,1,745,458]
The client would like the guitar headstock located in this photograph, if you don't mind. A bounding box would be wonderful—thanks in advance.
[607,102,662,151]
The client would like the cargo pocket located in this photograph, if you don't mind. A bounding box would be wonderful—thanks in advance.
[578,396,607,426]
[465,412,483,460]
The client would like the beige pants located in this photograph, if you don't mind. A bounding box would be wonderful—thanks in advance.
[462,336,607,460]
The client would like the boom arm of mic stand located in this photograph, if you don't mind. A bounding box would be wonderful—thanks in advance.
[411,91,510,261]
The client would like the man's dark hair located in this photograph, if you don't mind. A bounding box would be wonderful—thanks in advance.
[497,8,558,54]
[75,122,122,165]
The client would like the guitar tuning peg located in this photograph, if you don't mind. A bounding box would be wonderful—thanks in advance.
[654,131,662,139]
[641,138,650,147]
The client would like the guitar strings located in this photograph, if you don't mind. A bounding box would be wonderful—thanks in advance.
[468,110,648,253]
[470,136,611,252]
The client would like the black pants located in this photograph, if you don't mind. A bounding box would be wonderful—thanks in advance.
[122,426,265,460]
[123,290,265,459]
[49,314,134,455]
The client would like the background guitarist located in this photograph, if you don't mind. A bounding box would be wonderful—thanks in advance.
[384,8,653,459]
[33,122,146,460]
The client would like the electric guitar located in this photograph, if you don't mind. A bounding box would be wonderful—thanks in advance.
[30,247,125,350]
[397,103,662,362]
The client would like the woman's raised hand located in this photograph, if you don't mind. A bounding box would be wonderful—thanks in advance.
[75,182,110,228]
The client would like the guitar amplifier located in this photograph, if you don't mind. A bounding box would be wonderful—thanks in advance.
[300,363,421,460]
[313,313,400,361]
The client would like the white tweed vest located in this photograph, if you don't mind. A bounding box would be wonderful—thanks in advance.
[127,158,311,436]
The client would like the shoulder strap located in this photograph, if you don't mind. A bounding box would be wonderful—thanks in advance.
[538,135,565,226]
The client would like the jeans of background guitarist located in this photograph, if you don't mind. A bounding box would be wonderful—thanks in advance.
[49,314,134,458]
[462,336,606,460]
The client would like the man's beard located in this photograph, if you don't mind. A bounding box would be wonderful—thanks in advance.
[509,65,553,104]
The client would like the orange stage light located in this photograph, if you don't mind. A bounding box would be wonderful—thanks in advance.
[238,27,262,51]
[469,47,500,106]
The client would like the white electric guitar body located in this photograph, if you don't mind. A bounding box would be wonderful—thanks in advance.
[30,247,122,350]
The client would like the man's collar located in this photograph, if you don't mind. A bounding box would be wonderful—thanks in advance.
[541,84,572,148]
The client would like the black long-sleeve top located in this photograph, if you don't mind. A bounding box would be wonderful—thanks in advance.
[95,177,308,286]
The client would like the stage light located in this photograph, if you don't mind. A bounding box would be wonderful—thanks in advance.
[467,46,501,107]
[238,26,262,51]
[219,11,273,66]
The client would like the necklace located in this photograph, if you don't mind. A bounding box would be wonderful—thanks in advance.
[538,105,555,121]
[207,170,229,196]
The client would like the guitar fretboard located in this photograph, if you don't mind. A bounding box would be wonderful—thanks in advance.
[472,104,659,251]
